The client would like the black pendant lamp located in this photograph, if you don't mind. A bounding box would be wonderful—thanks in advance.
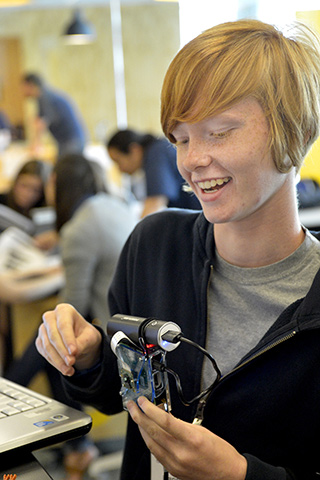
[63,9,96,45]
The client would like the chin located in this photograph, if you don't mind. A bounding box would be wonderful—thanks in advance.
[201,207,234,225]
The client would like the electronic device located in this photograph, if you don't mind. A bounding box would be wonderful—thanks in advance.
[0,377,92,457]
[107,314,222,411]
[107,314,182,352]
[111,331,171,412]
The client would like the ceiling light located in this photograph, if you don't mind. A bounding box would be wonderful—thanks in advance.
[63,9,96,45]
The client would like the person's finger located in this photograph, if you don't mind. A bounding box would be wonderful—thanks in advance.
[137,396,191,441]
[44,304,79,358]
[128,397,183,452]
[128,398,195,479]
[127,399,173,459]
[36,323,75,376]
[38,303,102,372]
[39,304,86,372]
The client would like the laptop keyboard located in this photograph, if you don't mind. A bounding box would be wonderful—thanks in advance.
[0,383,47,418]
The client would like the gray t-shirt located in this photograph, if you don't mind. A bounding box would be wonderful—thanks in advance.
[204,230,320,387]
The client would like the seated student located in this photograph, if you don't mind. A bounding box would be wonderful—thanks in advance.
[6,153,137,480]
[0,158,58,249]
[36,19,320,480]
[0,159,51,219]
[107,129,201,217]
[48,153,137,327]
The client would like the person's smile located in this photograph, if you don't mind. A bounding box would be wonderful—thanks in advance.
[172,97,291,226]
[196,176,231,193]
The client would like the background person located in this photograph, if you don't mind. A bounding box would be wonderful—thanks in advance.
[107,129,201,217]
[22,73,87,158]
[48,153,137,326]
[0,158,51,219]
[35,19,320,480]
[7,153,137,480]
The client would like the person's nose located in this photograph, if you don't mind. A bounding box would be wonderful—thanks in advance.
[182,139,212,172]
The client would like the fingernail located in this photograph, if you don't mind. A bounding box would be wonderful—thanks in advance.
[65,355,72,366]
[126,401,134,413]
[137,396,146,411]
[61,365,73,376]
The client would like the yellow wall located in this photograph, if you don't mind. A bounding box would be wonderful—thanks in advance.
[0,4,180,143]
[296,10,320,183]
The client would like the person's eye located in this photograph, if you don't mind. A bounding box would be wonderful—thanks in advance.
[175,138,189,146]
[210,130,229,139]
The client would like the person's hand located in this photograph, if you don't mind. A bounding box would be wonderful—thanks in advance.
[127,396,247,480]
[35,303,102,376]
[33,230,59,251]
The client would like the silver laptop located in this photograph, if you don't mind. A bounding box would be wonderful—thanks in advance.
[0,377,92,456]
[0,204,35,235]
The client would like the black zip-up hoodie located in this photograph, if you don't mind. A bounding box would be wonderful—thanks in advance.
[64,209,320,480]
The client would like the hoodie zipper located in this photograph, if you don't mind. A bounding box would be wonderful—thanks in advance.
[194,262,297,425]
[193,329,297,425]
[228,329,297,375]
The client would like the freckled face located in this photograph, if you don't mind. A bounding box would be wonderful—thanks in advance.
[172,97,289,226]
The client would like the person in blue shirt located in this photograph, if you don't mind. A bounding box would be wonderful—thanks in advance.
[107,129,201,217]
[22,73,87,159]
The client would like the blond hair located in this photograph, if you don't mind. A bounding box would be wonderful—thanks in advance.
[161,19,320,173]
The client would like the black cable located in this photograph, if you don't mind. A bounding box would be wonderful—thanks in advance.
[155,332,222,407]
[179,336,221,381]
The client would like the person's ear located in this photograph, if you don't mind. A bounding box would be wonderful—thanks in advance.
[129,142,143,154]
[129,143,144,167]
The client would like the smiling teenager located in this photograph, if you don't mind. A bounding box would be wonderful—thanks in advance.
[36,19,320,480]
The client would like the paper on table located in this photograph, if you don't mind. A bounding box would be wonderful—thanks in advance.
[0,226,60,273]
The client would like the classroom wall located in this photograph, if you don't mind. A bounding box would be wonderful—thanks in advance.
[296,10,320,183]
[0,3,180,143]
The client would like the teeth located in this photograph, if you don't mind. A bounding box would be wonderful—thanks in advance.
[198,177,230,190]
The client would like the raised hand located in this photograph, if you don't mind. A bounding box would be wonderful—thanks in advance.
[35,303,102,376]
